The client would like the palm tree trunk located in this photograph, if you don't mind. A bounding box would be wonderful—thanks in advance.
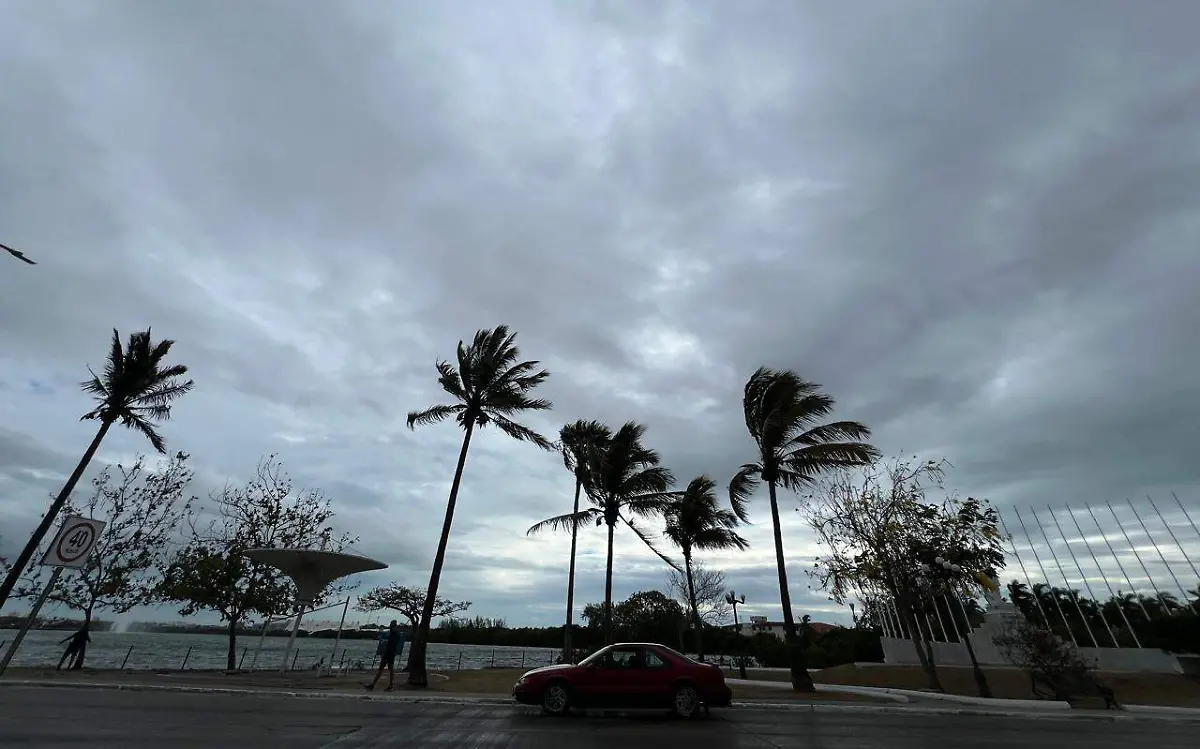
[603,520,616,646]
[563,476,582,662]
[767,481,815,691]
[684,551,705,661]
[407,423,474,688]
[0,421,112,610]
[227,617,239,671]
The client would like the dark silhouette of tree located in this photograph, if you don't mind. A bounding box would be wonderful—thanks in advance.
[0,328,193,611]
[355,584,471,671]
[528,421,679,645]
[405,326,554,687]
[730,367,878,691]
[158,456,356,670]
[551,419,612,661]
[663,475,748,661]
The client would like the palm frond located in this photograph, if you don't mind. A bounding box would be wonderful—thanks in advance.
[728,463,761,523]
[406,404,462,429]
[526,508,601,536]
[490,414,554,451]
[620,514,683,574]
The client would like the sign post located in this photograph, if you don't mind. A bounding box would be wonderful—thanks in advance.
[0,515,105,677]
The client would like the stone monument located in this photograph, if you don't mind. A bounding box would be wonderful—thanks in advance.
[967,570,1025,664]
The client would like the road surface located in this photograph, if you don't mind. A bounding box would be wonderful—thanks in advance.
[0,686,1194,748]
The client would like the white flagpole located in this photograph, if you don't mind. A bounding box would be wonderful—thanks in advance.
[1151,496,1200,583]
[1173,492,1200,540]
[1015,507,1079,644]
[1032,507,1099,647]
[998,512,1053,627]
[1130,498,1198,616]
[1068,507,1141,647]
[1107,500,1176,617]
[1085,502,1153,623]
[1049,506,1118,646]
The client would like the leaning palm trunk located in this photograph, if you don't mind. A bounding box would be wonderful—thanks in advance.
[768,482,815,691]
[563,477,583,662]
[0,421,112,610]
[408,424,474,687]
[684,552,705,661]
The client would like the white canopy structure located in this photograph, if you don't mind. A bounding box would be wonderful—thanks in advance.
[243,548,387,673]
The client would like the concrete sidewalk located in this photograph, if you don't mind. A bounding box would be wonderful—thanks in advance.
[727,677,1071,710]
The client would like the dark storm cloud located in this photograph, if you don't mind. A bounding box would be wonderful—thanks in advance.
[2,0,1199,626]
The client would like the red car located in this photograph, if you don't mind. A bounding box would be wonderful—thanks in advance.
[512,642,733,717]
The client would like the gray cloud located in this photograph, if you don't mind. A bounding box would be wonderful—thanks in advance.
[3,0,1199,628]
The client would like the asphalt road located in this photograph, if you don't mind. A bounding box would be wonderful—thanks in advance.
[0,687,1195,749]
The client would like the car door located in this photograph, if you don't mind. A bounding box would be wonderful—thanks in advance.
[633,647,676,708]
[592,646,642,708]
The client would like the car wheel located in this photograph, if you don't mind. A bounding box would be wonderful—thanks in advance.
[671,683,701,719]
[541,681,571,716]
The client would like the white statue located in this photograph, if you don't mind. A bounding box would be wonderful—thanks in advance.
[983,571,1005,608]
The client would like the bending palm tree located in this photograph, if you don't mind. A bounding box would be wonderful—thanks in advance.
[0,328,193,610]
[528,421,680,645]
[664,475,748,661]
[555,419,612,662]
[406,326,554,687]
[729,367,878,691]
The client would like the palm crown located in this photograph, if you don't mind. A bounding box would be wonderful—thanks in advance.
[729,367,879,520]
[665,475,749,557]
[559,419,612,479]
[406,325,553,448]
[82,328,195,453]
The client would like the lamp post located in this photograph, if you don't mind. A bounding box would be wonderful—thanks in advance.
[725,591,748,678]
[921,555,992,699]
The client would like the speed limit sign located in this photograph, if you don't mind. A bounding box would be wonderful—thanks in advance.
[40,515,106,569]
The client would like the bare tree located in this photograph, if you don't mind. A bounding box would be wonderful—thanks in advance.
[356,584,471,671]
[158,455,358,670]
[667,564,732,626]
[18,452,195,668]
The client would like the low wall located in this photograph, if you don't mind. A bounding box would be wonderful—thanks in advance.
[880,636,1184,673]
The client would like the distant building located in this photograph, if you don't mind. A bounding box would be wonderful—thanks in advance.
[729,616,838,641]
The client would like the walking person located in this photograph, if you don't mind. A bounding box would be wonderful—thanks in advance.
[365,620,405,691]
[57,627,89,670]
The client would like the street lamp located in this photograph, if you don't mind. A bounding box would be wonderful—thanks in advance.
[724,591,748,678]
[920,556,993,698]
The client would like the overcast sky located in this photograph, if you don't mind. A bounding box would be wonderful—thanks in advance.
[2,1,1199,630]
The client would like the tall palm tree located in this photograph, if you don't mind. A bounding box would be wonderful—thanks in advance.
[729,367,878,691]
[405,325,554,687]
[0,328,193,610]
[663,475,748,661]
[555,419,612,661]
[528,421,679,645]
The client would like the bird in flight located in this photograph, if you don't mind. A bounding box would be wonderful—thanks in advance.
[2,242,36,265]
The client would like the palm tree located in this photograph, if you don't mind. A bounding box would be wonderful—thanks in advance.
[0,328,193,610]
[729,367,878,691]
[528,421,679,645]
[663,475,748,661]
[405,325,554,687]
[555,419,612,662]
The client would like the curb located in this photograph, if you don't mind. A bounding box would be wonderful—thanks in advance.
[727,679,1068,710]
[5,679,1200,722]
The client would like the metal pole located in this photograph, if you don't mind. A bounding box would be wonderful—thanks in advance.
[1014,508,1078,643]
[1107,501,1175,616]
[238,647,248,670]
[120,645,135,670]
[1134,498,1200,616]
[1085,503,1152,623]
[890,601,909,639]
[1151,496,1200,583]
[280,602,306,673]
[180,645,193,671]
[1069,507,1141,647]
[251,615,272,670]
[999,512,1052,627]
[328,598,350,674]
[0,567,63,677]
[1049,506,1118,646]
[941,593,963,642]
[1032,507,1099,647]
[1173,492,1200,540]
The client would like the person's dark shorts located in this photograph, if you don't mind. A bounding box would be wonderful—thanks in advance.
[382,650,397,666]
